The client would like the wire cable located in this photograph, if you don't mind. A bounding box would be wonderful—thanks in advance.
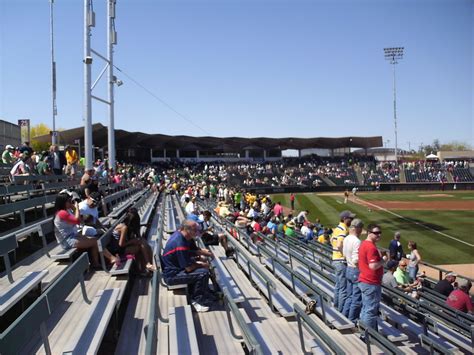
[113,64,211,135]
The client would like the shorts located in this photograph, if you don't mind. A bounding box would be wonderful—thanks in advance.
[108,238,125,256]
[61,235,78,250]
[66,163,77,175]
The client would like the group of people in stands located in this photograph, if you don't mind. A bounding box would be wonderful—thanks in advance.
[52,165,157,275]
[156,176,473,321]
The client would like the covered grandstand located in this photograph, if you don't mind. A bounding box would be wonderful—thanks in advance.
[34,123,383,162]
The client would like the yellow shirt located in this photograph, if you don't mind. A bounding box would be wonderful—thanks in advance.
[331,222,348,261]
[66,149,78,164]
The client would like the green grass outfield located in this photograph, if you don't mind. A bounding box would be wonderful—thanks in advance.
[271,191,474,265]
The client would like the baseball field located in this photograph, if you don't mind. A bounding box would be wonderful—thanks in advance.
[271,191,474,271]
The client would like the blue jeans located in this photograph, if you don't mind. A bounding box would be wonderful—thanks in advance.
[165,268,210,304]
[342,266,362,322]
[332,261,347,311]
[408,265,418,282]
[359,282,381,330]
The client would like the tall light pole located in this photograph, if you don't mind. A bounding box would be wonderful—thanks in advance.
[107,0,117,171]
[84,0,94,170]
[50,0,57,145]
[384,47,404,164]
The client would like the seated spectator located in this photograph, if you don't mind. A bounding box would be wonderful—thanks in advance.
[36,154,52,175]
[78,192,107,232]
[10,153,32,177]
[383,260,414,294]
[300,223,315,243]
[317,228,331,244]
[285,220,297,237]
[434,272,457,297]
[109,208,156,274]
[199,211,234,257]
[53,191,101,268]
[446,279,473,313]
[2,144,15,164]
[161,220,214,312]
[382,260,400,288]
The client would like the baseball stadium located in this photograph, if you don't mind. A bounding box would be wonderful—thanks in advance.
[1,1,473,355]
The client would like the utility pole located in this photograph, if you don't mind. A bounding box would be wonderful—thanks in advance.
[384,47,404,165]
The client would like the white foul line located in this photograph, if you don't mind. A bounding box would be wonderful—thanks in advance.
[358,198,474,248]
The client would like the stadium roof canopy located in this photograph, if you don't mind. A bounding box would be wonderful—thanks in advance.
[35,123,383,150]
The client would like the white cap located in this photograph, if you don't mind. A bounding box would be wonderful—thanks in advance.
[5,145,14,150]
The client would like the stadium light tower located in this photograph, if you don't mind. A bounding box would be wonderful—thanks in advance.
[384,47,404,164]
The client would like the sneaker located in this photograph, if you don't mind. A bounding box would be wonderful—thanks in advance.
[192,301,210,313]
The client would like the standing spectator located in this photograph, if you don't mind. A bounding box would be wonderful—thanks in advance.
[434,272,457,297]
[446,279,473,313]
[388,232,404,261]
[65,145,79,177]
[331,210,355,312]
[295,210,309,224]
[2,145,15,164]
[407,241,421,282]
[290,193,295,210]
[342,218,363,322]
[161,220,214,312]
[358,224,387,330]
[49,145,66,175]
[273,201,283,219]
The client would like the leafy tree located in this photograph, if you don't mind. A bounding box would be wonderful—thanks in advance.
[30,123,52,153]
[439,141,472,151]
[30,123,51,138]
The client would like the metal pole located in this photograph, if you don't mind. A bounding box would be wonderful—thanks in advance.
[107,0,116,171]
[84,0,93,170]
[50,0,57,145]
[392,62,398,164]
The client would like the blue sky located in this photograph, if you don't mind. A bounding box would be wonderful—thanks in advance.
[1,0,472,150]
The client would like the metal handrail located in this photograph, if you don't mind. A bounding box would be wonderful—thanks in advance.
[222,287,263,355]
[293,304,345,355]
[358,321,404,355]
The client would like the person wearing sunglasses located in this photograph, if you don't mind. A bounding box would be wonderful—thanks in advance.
[358,224,387,330]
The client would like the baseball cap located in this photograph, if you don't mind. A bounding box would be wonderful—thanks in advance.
[340,210,356,219]
[350,219,364,228]
[386,260,399,269]
[394,231,401,238]
[457,278,471,289]
[445,272,457,278]
[5,144,14,150]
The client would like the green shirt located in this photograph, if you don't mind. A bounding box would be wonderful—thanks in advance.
[285,227,296,237]
[2,150,14,164]
[394,268,411,285]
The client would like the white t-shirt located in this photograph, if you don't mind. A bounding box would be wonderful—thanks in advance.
[343,233,361,268]
[78,200,99,222]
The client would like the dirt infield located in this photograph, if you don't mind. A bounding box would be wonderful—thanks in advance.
[353,198,474,211]
[420,264,474,281]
